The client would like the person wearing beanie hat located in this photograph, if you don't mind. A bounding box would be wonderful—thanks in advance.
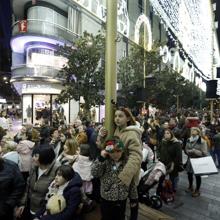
[185,126,208,197]
[91,136,138,220]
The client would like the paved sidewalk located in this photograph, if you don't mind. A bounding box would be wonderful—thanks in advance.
[158,171,220,220]
[85,167,220,220]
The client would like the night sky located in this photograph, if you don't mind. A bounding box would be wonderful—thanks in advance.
[0,0,12,72]
[0,0,18,100]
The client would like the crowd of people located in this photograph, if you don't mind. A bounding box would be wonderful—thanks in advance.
[0,106,220,220]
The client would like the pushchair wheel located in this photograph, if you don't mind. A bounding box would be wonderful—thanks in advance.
[139,193,151,206]
[149,195,162,209]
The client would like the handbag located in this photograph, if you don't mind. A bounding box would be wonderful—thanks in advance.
[190,156,218,176]
[160,179,175,203]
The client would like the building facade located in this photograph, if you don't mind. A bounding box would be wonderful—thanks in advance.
[11,0,219,125]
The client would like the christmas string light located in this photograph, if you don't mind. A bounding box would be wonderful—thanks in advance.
[149,0,213,78]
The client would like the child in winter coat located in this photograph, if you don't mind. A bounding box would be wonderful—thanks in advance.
[34,165,82,220]
[16,139,35,181]
[92,137,138,220]
[72,144,93,195]
[98,107,142,220]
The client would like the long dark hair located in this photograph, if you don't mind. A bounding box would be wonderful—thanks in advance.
[163,129,175,140]
[115,107,136,126]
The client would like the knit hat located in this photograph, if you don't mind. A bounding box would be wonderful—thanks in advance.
[105,137,124,153]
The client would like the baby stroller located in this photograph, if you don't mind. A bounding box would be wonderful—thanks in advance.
[138,161,166,209]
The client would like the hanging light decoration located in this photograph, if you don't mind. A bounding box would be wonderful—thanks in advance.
[149,0,213,79]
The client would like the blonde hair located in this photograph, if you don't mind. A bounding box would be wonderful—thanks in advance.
[3,141,17,153]
[64,138,79,155]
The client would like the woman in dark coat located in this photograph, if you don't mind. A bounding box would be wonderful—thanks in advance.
[0,146,25,220]
[157,129,183,193]
[34,165,82,220]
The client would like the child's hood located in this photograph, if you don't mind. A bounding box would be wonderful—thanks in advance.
[123,125,143,137]
[16,140,35,154]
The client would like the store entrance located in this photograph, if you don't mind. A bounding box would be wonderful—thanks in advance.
[22,94,65,127]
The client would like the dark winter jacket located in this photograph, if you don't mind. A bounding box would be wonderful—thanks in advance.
[0,159,25,218]
[88,131,100,160]
[159,138,182,177]
[40,125,51,144]
[36,172,82,220]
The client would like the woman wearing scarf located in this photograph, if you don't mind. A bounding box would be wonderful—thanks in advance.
[185,127,208,197]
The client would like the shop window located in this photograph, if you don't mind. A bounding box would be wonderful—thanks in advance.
[33,94,51,126]
[22,94,32,124]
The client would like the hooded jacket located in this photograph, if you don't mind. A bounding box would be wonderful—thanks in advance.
[36,172,82,220]
[16,140,35,172]
[72,155,93,181]
[114,125,143,186]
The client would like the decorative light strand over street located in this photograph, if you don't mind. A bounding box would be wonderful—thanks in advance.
[149,0,213,78]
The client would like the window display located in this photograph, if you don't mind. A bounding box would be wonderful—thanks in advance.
[22,94,70,127]
[23,95,32,124]
[33,95,51,126]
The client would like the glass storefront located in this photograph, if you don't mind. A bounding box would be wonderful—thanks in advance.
[23,94,32,124]
[22,94,68,127]
[33,94,51,126]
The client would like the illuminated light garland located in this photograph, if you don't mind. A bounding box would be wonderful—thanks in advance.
[72,0,130,38]
[173,50,181,73]
[149,0,213,78]
[160,45,169,63]
[134,14,152,51]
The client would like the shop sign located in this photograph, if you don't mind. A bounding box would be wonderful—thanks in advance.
[72,0,130,37]
[22,83,61,94]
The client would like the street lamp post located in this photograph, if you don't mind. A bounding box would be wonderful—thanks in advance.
[104,0,117,137]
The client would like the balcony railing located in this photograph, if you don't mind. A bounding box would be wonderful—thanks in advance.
[12,19,78,43]
[11,64,64,81]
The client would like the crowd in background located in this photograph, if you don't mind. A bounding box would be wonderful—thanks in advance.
[0,106,220,220]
